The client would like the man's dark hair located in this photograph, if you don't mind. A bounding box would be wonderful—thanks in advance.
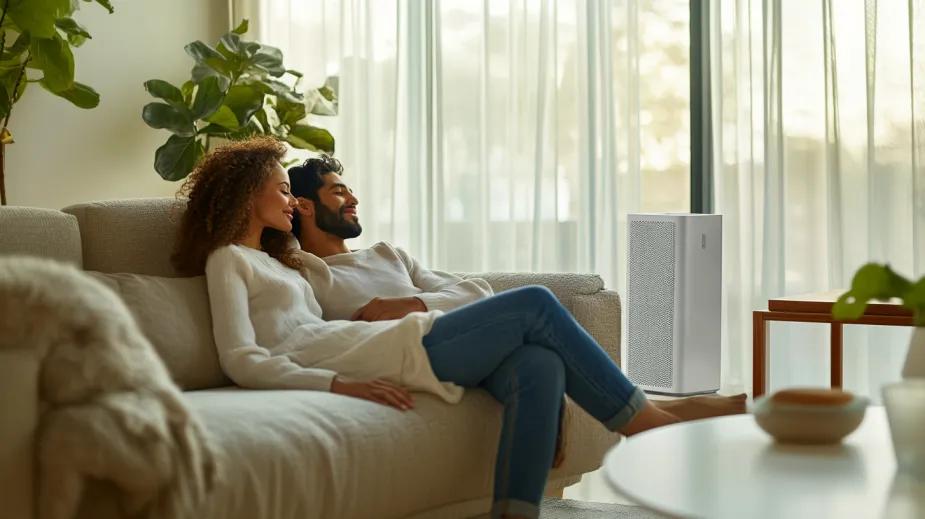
[288,154,344,238]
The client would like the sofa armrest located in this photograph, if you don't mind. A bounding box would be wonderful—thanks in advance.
[568,290,622,367]
[460,272,622,367]
[0,348,38,519]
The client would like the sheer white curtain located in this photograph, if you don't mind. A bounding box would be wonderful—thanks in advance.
[713,0,925,399]
[235,0,691,353]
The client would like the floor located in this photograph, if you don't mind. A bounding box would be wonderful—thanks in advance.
[562,467,635,505]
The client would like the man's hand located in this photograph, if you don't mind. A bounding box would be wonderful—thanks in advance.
[350,296,427,321]
[330,376,415,410]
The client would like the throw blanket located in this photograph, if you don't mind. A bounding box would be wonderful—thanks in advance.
[0,257,217,519]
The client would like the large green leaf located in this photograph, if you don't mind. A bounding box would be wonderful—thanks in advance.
[5,32,31,58]
[222,84,264,127]
[231,19,249,35]
[0,56,24,76]
[142,102,195,137]
[0,83,10,121]
[9,0,70,39]
[180,80,195,104]
[241,41,261,58]
[47,81,99,108]
[198,123,235,137]
[256,78,303,104]
[204,105,238,129]
[256,103,283,136]
[154,135,204,181]
[185,41,232,76]
[1,63,28,102]
[144,79,184,106]
[55,17,91,47]
[249,44,285,76]
[185,40,223,62]
[276,97,306,126]
[191,63,220,84]
[219,33,241,55]
[305,89,337,116]
[91,0,115,14]
[833,263,913,321]
[30,35,74,92]
[190,76,225,119]
[286,124,334,153]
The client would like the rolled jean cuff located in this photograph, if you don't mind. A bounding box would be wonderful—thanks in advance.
[602,387,647,431]
[491,499,540,519]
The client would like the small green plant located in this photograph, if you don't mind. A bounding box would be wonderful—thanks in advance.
[0,0,115,204]
[142,19,336,181]
[833,263,925,326]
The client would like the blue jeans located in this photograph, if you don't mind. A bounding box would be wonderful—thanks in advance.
[421,285,646,519]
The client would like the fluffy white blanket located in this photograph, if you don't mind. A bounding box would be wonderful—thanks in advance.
[0,257,217,519]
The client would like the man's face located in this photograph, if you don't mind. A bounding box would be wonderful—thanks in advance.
[314,172,361,239]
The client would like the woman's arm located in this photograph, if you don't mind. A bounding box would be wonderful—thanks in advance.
[205,247,337,391]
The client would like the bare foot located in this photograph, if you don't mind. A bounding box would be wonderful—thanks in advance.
[618,401,681,436]
[651,393,747,422]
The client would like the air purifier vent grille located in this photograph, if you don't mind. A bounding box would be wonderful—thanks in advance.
[627,220,675,389]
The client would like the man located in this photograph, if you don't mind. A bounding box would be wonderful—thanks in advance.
[287,155,746,422]
[287,154,493,322]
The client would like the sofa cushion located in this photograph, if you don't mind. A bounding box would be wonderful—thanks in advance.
[182,387,616,519]
[0,206,82,266]
[63,198,186,277]
[86,272,229,390]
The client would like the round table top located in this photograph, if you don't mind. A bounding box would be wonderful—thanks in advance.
[603,407,925,519]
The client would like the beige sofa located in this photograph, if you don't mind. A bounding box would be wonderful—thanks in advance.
[0,198,623,519]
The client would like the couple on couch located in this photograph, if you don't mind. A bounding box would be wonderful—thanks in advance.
[172,137,740,519]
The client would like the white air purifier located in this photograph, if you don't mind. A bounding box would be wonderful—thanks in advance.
[626,213,722,396]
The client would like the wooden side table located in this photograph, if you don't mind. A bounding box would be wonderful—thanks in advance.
[753,290,914,397]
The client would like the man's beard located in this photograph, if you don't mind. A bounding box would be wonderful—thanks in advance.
[316,202,362,239]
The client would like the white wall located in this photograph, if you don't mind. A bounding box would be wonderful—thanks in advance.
[6,0,230,209]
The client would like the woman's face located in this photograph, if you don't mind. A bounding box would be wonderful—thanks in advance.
[252,163,297,232]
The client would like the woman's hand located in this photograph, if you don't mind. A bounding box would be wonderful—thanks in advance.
[350,296,427,321]
[330,376,416,410]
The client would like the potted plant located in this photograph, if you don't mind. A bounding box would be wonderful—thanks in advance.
[142,20,336,181]
[0,0,115,205]
[833,263,925,377]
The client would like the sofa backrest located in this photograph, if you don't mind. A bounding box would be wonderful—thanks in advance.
[62,198,186,276]
[0,206,82,266]
[60,198,233,390]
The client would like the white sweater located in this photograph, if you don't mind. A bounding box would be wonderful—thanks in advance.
[205,244,464,402]
[298,242,494,320]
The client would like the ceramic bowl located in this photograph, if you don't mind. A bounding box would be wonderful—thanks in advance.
[753,388,869,444]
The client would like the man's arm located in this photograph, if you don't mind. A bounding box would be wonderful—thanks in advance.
[391,244,494,312]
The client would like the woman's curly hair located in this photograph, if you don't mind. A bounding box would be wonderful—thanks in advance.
[172,136,301,275]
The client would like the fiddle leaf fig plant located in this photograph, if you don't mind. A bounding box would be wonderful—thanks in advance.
[142,19,337,181]
[0,0,114,204]
[833,263,925,326]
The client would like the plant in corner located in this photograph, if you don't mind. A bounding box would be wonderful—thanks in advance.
[0,0,114,205]
[833,263,925,378]
[142,20,336,181]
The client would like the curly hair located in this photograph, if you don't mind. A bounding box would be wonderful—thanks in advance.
[171,136,301,275]
[288,154,344,239]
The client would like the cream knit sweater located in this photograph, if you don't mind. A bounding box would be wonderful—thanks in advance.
[297,242,493,320]
[205,244,463,402]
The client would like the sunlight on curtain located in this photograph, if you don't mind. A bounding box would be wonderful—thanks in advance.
[714,0,923,399]
[237,0,690,306]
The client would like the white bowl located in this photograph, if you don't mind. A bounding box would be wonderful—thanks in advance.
[753,388,869,445]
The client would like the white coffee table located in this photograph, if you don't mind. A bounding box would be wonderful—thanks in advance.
[602,407,925,518]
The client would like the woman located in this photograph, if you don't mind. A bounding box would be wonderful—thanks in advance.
[174,137,681,519]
